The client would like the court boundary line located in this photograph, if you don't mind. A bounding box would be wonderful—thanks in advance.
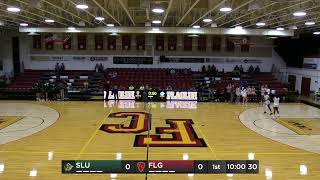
[188,111,217,159]
[77,108,113,158]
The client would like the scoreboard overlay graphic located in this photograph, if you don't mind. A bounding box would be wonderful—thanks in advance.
[62,160,259,174]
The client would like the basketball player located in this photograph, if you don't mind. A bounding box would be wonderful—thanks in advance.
[263,92,272,115]
[241,87,248,106]
[273,95,280,116]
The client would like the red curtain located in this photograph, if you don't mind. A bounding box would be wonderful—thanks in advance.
[45,34,54,50]
[33,35,41,49]
[198,35,206,51]
[184,36,192,51]
[168,35,177,51]
[156,35,164,51]
[136,35,145,50]
[63,35,71,50]
[78,34,86,50]
[107,36,116,50]
[212,36,221,51]
[226,37,235,52]
[95,35,104,50]
[122,35,131,50]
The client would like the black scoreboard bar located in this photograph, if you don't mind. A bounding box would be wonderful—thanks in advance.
[62,160,259,174]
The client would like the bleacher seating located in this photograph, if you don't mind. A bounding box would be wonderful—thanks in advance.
[252,72,287,95]
[6,70,47,91]
[105,68,195,90]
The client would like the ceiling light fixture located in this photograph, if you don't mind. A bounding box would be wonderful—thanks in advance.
[95,16,105,21]
[107,24,114,27]
[45,19,54,23]
[68,27,75,30]
[152,8,164,13]
[152,20,161,24]
[7,7,20,12]
[20,23,28,27]
[203,18,212,23]
[256,22,266,26]
[293,11,306,17]
[76,4,88,9]
[313,32,320,35]
[220,7,232,12]
[235,26,243,30]
[305,21,315,25]
[192,25,200,29]
[276,27,284,31]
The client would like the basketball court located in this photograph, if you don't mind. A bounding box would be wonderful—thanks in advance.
[0,100,319,179]
[1,0,320,179]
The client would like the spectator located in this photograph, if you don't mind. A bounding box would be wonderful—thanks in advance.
[55,63,60,73]
[99,63,104,72]
[59,82,66,100]
[104,81,111,100]
[201,65,206,73]
[60,63,65,72]
[239,65,244,73]
[235,87,241,104]
[166,84,173,90]
[254,65,260,73]
[128,84,135,90]
[248,65,254,74]
[233,65,240,76]
[94,64,99,72]
[139,84,145,91]
[208,88,214,101]
[226,83,232,102]
[314,88,320,101]
[112,85,119,101]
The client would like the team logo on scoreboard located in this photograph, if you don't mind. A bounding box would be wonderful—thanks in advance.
[64,163,74,172]
[137,162,146,172]
[100,112,207,147]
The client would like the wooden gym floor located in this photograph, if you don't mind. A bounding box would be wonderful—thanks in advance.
[0,100,319,180]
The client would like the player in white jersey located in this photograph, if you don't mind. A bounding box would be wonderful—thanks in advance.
[241,87,248,106]
[263,92,272,115]
[273,95,280,116]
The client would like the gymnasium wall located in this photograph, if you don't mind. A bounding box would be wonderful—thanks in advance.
[19,33,286,72]
[282,67,320,93]
[1,33,287,76]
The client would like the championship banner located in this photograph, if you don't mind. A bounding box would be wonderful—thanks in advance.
[32,35,41,49]
[78,35,87,50]
[95,35,104,50]
[122,35,131,50]
[136,35,145,50]
[198,35,206,51]
[168,35,177,51]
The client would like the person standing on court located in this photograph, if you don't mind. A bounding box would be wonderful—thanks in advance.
[103,81,110,100]
[273,95,280,117]
[112,85,119,101]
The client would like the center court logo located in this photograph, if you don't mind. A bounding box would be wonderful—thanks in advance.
[100,112,207,147]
